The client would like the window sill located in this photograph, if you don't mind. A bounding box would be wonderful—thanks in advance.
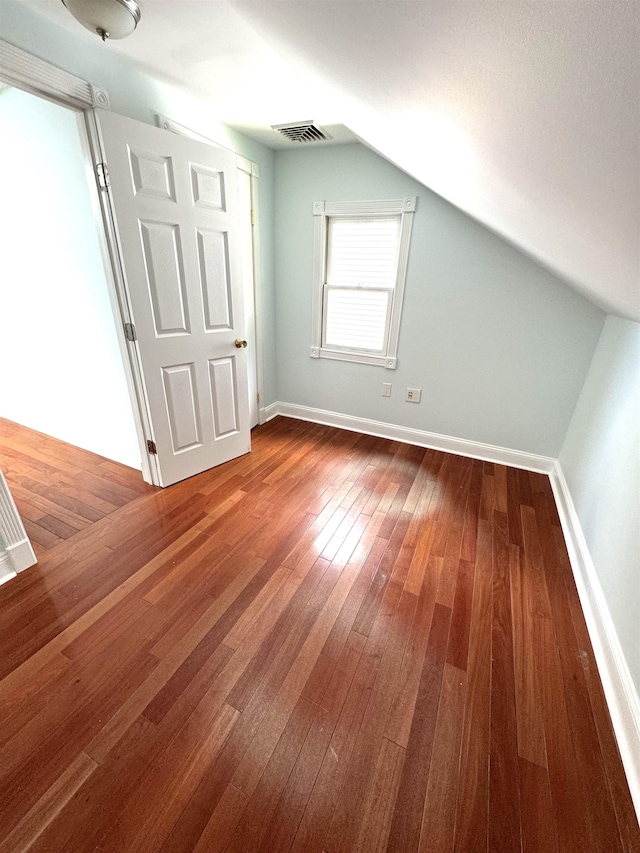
[310,347,397,369]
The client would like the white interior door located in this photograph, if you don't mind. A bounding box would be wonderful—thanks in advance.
[98,112,251,487]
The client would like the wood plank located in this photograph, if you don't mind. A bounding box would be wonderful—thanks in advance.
[191,784,249,853]
[289,646,376,853]
[536,613,592,852]
[256,703,340,853]
[0,651,158,839]
[452,518,492,852]
[419,664,467,853]
[216,695,317,853]
[460,458,483,562]
[385,601,451,853]
[25,716,158,852]
[385,563,440,747]
[446,558,475,671]
[488,509,521,853]
[354,511,410,633]
[518,756,559,853]
[506,465,524,548]
[323,580,413,853]
[0,751,97,853]
[510,542,547,768]
[98,702,240,853]
[355,737,405,853]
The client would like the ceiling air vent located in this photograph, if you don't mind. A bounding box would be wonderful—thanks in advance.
[271,121,331,143]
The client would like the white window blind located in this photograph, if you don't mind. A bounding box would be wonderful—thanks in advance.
[311,198,416,369]
[323,216,399,354]
[323,287,391,351]
[326,217,400,288]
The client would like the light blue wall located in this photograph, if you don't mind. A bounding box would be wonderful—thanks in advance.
[559,316,640,694]
[274,144,605,456]
[0,0,277,406]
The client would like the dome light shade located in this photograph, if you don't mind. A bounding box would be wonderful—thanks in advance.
[61,0,141,40]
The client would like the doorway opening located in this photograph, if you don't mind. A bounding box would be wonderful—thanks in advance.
[0,85,261,484]
[0,85,141,469]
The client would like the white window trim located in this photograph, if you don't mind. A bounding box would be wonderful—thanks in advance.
[311,197,416,369]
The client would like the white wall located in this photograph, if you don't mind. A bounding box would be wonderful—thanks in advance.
[559,316,640,696]
[275,144,605,457]
[0,87,140,467]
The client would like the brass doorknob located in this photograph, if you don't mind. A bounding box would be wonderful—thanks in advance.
[235,338,248,348]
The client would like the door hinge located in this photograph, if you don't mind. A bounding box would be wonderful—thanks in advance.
[96,162,110,190]
[124,322,137,342]
[250,209,255,226]
[146,439,157,455]
[256,392,260,405]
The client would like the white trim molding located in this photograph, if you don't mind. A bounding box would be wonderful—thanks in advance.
[261,402,280,423]
[550,462,640,818]
[0,39,95,109]
[0,469,37,582]
[268,403,555,472]
[311,197,416,370]
[156,114,258,176]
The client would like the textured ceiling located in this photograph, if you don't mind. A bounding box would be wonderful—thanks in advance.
[17,0,640,320]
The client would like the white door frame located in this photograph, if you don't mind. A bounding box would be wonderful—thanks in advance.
[0,40,265,488]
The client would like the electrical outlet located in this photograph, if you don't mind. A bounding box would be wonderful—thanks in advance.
[406,388,421,403]
[382,382,392,397]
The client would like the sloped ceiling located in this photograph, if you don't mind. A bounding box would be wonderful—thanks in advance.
[18,0,640,321]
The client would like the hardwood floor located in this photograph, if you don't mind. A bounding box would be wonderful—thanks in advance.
[0,416,637,852]
[0,418,155,559]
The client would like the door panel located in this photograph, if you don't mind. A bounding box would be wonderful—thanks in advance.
[130,149,176,199]
[162,363,201,452]
[210,357,240,437]
[191,165,225,208]
[139,221,190,335]
[98,112,250,486]
[197,229,233,330]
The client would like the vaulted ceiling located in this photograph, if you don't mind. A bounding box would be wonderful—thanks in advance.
[19,0,640,321]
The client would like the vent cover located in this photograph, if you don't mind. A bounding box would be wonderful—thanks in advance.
[271,121,331,143]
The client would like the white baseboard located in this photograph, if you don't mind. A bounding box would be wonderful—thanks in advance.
[260,402,280,424]
[0,567,17,586]
[80,439,142,470]
[7,538,37,573]
[550,462,640,819]
[0,469,37,576]
[271,402,556,473]
[112,450,143,471]
[0,548,16,586]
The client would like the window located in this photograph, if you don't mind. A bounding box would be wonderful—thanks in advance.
[311,197,416,368]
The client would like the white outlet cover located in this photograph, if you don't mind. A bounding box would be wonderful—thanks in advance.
[406,388,422,402]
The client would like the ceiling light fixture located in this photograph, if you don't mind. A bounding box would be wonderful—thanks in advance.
[61,0,141,41]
